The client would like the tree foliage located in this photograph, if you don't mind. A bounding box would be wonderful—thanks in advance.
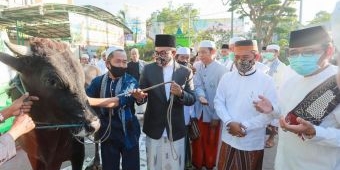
[308,11,331,26]
[147,5,199,36]
[225,0,298,46]
[195,28,231,49]
[117,10,127,25]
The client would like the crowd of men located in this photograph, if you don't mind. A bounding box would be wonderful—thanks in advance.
[2,2,340,170]
[77,24,340,170]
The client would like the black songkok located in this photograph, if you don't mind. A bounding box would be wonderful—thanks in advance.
[155,34,176,47]
[289,26,331,48]
[221,44,229,49]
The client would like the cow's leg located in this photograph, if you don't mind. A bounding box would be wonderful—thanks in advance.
[71,138,85,170]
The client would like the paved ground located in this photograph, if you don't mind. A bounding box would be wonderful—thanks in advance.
[60,114,147,170]
[60,114,278,170]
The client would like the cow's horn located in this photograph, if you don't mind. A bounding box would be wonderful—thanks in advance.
[4,40,32,56]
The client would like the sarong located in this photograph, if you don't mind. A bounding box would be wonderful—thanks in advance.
[217,142,263,170]
[191,116,221,169]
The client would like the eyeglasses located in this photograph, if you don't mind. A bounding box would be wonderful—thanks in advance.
[288,47,326,58]
[154,50,172,57]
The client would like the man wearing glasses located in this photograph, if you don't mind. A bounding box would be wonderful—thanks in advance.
[133,34,196,170]
[254,26,340,170]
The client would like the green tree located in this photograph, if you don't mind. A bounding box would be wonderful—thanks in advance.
[308,11,331,25]
[195,28,231,49]
[117,10,127,25]
[147,4,199,44]
[224,0,297,46]
[125,39,155,62]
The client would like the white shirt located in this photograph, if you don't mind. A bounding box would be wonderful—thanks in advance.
[263,59,297,90]
[275,65,340,170]
[162,60,174,136]
[264,59,297,126]
[184,106,194,125]
[214,69,278,151]
[96,59,107,75]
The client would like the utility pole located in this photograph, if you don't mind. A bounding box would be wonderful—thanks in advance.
[221,0,233,37]
[299,0,303,24]
[231,0,234,37]
[184,3,193,47]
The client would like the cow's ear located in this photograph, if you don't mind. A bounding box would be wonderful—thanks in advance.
[0,52,25,72]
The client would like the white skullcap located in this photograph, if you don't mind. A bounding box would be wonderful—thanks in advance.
[332,1,340,51]
[105,46,122,58]
[229,36,246,45]
[266,44,280,51]
[199,40,216,48]
[177,47,191,55]
[81,53,89,59]
[101,50,106,56]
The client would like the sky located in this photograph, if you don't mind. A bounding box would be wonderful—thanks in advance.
[73,0,339,24]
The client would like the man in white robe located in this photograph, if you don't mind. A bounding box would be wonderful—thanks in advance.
[214,40,278,170]
[261,44,296,170]
[255,25,340,170]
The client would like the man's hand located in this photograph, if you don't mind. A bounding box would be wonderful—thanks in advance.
[253,95,273,114]
[227,122,246,137]
[8,114,35,140]
[199,96,208,105]
[131,88,148,101]
[170,82,183,97]
[279,116,316,138]
[9,93,39,116]
[210,119,219,127]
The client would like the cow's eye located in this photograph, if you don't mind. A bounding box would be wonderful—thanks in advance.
[46,77,61,88]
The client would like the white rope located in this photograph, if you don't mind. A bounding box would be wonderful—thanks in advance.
[167,94,178,160]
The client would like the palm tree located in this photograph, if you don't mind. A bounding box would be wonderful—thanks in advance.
[117,10,127,25]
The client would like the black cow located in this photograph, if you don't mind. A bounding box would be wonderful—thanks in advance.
[0,38,100,170]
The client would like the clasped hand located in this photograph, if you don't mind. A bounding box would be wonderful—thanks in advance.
[227,122,246,137]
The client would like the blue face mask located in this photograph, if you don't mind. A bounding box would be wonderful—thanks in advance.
[262,52,275,61]
[288,54,321,76]
[229,52,235,61]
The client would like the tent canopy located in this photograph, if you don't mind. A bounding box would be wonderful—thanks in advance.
[0,3,132,38]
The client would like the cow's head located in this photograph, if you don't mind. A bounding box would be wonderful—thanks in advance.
[0,38,100,136]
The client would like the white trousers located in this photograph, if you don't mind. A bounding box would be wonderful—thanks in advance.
[146,136,185,170]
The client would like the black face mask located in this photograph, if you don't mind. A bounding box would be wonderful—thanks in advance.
[177,61,188,66]
[156,56,172,67]
[236,59,255,73]
[108,63,126,78]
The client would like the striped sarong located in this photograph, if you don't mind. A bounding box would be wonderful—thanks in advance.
[218,142,263,170]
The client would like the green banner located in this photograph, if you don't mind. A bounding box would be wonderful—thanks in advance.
[176,35,189,47]
[0,84,13,134]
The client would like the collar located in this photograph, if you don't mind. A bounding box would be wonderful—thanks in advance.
[164,59,174,68]
[238,67,256,76]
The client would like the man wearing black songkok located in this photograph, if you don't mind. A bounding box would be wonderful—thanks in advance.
[255,26,340,170]
[132,34,196,170]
